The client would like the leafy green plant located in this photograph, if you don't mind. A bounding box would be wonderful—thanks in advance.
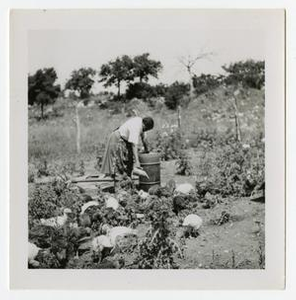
[36,159,50,177]
[28,176,80,229]
[175,152,193,176]
[192,73,223,96]
[133,202,183,269]
[28,164,37,183]
[196,141,265,197]
[61,161,76,176]
[28,184,60,223]
[30,224,86,268]
[153,129,184,161]
[78,160,85,176]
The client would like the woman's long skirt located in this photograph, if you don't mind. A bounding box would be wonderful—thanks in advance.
[100,130,133,177]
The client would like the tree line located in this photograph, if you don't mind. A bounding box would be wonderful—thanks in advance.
[28,53,264,118]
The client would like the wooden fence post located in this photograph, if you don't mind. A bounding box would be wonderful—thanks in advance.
[232,94,241,142]
[75,103,81,154]
[177,105,182,129]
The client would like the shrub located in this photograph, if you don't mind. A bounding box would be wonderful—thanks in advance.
[133,202,182,269]
[28,177,80,227]
[126,82,153,100]
[29,225,84,268]
[146,96,165,110]
[164,81,190,110]
[195,141,265,197]
[153,129,184,161]
[125,82,167,101]
[36,159,50,177]
[28,184,61,223]
[192,73,223,96]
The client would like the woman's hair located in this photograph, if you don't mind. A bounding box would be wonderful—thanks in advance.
[142,117,154,131]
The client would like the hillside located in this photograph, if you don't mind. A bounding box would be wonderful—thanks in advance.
[186,86,264,137]
[28,85,264,164]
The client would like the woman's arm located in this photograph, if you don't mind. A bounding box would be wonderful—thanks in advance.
[141,132,149,153]
[132,143,141,168]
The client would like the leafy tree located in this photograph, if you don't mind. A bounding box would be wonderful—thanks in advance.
[65,68,96,154]
[164,81,190,110]
[28,68,61,119]
[222,60,265,89]
[65,68,96,99]
[99,55,134,99]
[133,53,162,83]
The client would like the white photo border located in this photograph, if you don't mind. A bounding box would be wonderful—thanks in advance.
[9,9,285,290]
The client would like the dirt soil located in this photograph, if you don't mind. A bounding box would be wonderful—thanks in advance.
[162,159,264,269]
[177,198,264,269]
[74,155,265,269]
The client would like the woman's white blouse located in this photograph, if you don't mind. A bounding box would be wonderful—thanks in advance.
[118,117,143,145]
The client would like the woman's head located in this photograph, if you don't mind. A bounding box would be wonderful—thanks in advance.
[142,117,154,132]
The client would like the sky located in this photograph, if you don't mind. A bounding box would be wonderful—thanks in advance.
[28,10,267,93]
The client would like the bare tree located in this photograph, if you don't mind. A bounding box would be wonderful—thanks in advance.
[178,50,214,98]
[177,50,214,130]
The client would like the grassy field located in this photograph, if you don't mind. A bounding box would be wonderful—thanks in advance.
[28,85,265,269]
[28,86,264,164]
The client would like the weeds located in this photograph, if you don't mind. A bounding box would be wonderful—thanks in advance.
[153,129,184,161]
[135,213,183,268]
[231,250,236,268]
[28,87,265,270]
[257,244,265,269]
[36,159,50,177]
[196,141,264,197]
[78,160,85,176]
[175,151,193,176]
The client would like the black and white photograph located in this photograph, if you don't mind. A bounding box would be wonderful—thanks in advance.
[26,11,267,270]
[8,8,285,289]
